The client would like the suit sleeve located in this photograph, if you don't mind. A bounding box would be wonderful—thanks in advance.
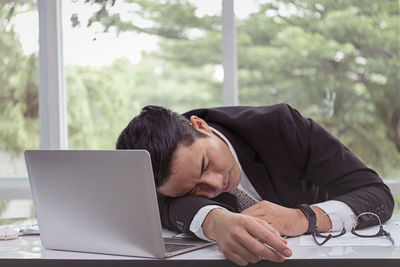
[157,193,238,234]
[279,104,394,228]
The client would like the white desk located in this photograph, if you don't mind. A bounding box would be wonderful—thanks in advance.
[1,217,400,267]
[1,235,400,267]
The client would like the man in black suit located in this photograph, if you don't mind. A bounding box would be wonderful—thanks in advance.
[116,104,394,266]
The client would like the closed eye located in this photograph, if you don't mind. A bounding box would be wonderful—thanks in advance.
[205,159,211,171]
[189,185,197,195]
[185,159,211,197]
[183,185,197,196]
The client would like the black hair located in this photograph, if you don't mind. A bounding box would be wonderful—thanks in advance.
[116,105,208,188]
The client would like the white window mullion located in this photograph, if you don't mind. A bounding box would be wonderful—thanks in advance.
[222,0,238,106]
[38,0,67,150]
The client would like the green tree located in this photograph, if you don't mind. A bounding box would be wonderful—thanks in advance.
[74,0,399,177]
[66,54,222,149]
[0,1,38,218]
[234,0,400,176]
[0,2,39,152]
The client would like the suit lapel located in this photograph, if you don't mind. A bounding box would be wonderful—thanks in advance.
[210,124,283,205]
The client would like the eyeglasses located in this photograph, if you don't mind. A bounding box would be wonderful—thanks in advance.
[312,212,394,246]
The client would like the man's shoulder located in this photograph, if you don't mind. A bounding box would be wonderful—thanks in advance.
[182,103,292,121]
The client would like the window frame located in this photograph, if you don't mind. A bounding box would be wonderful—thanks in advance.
[0,0,66,200]
[0,0,236,199]
[1,0,399,201]
[38,0,67,151]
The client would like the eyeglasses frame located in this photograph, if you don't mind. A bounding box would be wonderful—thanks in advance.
[311,212,395,246]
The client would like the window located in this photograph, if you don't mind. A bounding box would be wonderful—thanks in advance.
[62,0,223,149]
[236,0,400,182]
[0,1,39,176]
[0,0,38,218]
[1,0,399,218]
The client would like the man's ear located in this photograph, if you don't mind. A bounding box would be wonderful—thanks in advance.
[189,116,213,134]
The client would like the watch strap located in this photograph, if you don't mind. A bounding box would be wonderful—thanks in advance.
[297,204,316,234]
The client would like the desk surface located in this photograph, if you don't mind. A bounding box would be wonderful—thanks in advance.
[1,236,400,267]
[1,216,400,267]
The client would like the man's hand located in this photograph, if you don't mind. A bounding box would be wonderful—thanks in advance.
[241,200,332,236]
[202,208,292,266]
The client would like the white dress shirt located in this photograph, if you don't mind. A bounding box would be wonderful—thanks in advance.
[189,127,356,241]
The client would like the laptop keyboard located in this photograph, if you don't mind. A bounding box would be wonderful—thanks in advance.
[164,243,196,253]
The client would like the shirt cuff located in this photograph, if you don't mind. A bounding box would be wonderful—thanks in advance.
[312,200,357,232]
[189,205,228,241]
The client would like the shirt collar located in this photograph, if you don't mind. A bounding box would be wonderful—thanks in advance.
[210,126,243,173]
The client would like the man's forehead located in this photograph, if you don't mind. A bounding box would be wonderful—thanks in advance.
[173,141,203,168]
[170,154,200,180]
[161,143,203,196]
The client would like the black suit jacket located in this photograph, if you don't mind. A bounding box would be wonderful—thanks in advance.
[157,104,394,234]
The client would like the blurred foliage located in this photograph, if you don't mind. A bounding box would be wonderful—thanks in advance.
[0,3,39,152]
[0,0,399,181]
[0,201,9,216]
[72,0,400,178]
[66,56,221,148]
[235,0,400,177]
[394,194,400,215]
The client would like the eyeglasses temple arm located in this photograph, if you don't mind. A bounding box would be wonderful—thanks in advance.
[386,232,395,246]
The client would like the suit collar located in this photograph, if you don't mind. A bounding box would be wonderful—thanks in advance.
[208,123,282,205]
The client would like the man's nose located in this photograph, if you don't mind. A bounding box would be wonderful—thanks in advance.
[202,172,224,196]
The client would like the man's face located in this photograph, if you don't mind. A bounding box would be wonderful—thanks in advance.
[157,116,242,198]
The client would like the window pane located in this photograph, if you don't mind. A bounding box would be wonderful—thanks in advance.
[0,1,39,176]
[236,0,400,181]
[0,1,38,219]
[62,0,223,150]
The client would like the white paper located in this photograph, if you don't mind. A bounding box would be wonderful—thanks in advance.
[300,222,400,247]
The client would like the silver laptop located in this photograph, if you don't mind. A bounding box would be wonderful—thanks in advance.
[25,150,212,258]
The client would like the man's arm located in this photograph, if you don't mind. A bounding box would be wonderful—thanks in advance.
[279,104,394,228]
[157,193,238,233]
[312,200,357,231]
[158,193,292,265]
[240,104,393,235]
[240,199,331,236]
[201,208,292,265]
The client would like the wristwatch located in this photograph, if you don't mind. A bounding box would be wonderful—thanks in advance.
[297,204,316,234]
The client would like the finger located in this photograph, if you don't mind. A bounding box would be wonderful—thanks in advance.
[236,231,286,263]
[228,236,263,264]
[246,220,292,257]
[225,251,250,266]
[256,219,282,237]
[241,203,265,215]
[242,209,266,217]
[258,220,287,243]
[261,247,286,263]
[260,221,288,247]
[219,240,256,266]
[242,207,275,220]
